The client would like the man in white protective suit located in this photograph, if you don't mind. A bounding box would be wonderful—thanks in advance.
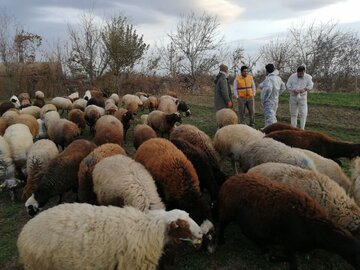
[286,66,314,129]
[259,63,286,129]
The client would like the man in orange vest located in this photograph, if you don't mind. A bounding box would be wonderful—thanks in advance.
[233,65,256,127]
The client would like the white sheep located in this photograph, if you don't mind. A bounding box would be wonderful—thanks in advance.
[84,104,105,131]
[298,148,352,192]
[213,124,264,173]
[3,124,33,170]
[39,104,57,119]
[68,91,79,101]
[0,136,15,181]
[34,91,44,99]
[158,97,177,114]
[22,139,59,200]
[109,93,120,105]
[20,106,41,119]
[351,157,360,206]
[239,137,316,172]
[122,94,143,113]
[72,98,87,111]
[248,162,360,236]
[17,203,203,270]
[51,97,72,114]
[215,108,239,129]
[43,111,60,129]
[93,154,165,211]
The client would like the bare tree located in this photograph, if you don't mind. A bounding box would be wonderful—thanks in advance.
[241,53,262,75]
[67,12,107,84]
[14,30,42,63]
[0,10,17,63]
[168,12,223,93]
[101,15,149,76]
[260,36,293,73]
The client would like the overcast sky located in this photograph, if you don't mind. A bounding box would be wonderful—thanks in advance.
[1,0,360,55]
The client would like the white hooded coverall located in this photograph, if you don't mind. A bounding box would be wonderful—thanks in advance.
[286,73,314,129]
[260,70,286,127]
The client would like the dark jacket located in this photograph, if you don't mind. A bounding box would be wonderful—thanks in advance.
[214,72,232,111]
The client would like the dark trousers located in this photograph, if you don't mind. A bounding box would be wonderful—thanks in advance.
[238,97,255,127]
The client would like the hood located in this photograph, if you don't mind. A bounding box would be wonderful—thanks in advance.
[268,69,279,76]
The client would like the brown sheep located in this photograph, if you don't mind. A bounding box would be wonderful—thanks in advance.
[133,124,157,149]
[0,117,8,135]
[13,114,39,138]
[78,143,127,204]
[144,95,159,112]
[113,108,134,141]
[67,109,86,132]
[266,129,360,160]
[25,139,97,216]
[261,122,302,134]
[47,119,81,149]
[147,110,181,137]
[134,138,215,247]
[93,115,124,146]
[214,173,360,269]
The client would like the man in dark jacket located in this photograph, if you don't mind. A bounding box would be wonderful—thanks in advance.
[214,64,233,111]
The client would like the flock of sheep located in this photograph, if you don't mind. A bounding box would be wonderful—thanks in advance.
[1,89,360,270]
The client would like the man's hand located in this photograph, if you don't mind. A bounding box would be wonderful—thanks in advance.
[227,101,233,108]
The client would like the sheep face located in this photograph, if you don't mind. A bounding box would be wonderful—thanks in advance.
[164,209,203,249]
[200,219,215,253]
[10,95,20,108]
[178,101,191,117]
[25,194,40,217]
[83,90,91,101]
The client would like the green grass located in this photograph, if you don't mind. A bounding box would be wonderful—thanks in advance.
[1,93,359,270]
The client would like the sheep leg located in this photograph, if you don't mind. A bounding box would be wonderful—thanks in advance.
[231,157,238,174]
[58,194,63,204]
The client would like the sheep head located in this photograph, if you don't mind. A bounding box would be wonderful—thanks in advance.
[164,209,203,249]
[177,101,191,117]
[10,95,20,108]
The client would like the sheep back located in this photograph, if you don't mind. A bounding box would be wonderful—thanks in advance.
[92,155,165,211]
[93,115,124,146]
[78,143,126,204]
[133,124,157,149]
[215,109,238,128]
[47,119,81,148]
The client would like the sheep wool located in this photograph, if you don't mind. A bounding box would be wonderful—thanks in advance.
[351,157,360,207]
[239,137,316,172]
[249,162,360,235]
[93,154,165,211]
[215,108,239,128]
[0,136,15,181]
[17,204,203,270]
[78,143,127,204]
[0,117,7,136]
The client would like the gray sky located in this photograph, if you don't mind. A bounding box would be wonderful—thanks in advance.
[1,0,360,54]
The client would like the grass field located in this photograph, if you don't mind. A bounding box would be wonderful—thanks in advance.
[1,91,360,270]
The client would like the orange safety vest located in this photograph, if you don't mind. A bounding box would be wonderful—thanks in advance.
[236,75,254,98]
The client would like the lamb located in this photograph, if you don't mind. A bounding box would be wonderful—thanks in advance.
[33,91,45,108]
[213,173,360,269]
[134,138,215,245]
[92,154,165,211]
[67,109,86,133]
[298,148,352,192]
[20,106,41,119]
[84,104,105,132]
[3,124,33,171]
[239,137,316,172]
[146,110,181,137]
[17,203,203,270]
[93,115,124,146]
[170,137,220,204]
[47,119,81,149]
[22,140,59,200]
[78,143,127,204]
[215,108,238,129]
[25,139,96,216]
[213,124,264,173]
[170,124,220,172]
[261,121,302,134]
[265,129,360,160]
[51,97,73,115]
[248,163,360,237]
[133,124,157,149]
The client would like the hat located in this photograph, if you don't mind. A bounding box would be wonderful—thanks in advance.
[219,64,228,72]
[265,64,275,73]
